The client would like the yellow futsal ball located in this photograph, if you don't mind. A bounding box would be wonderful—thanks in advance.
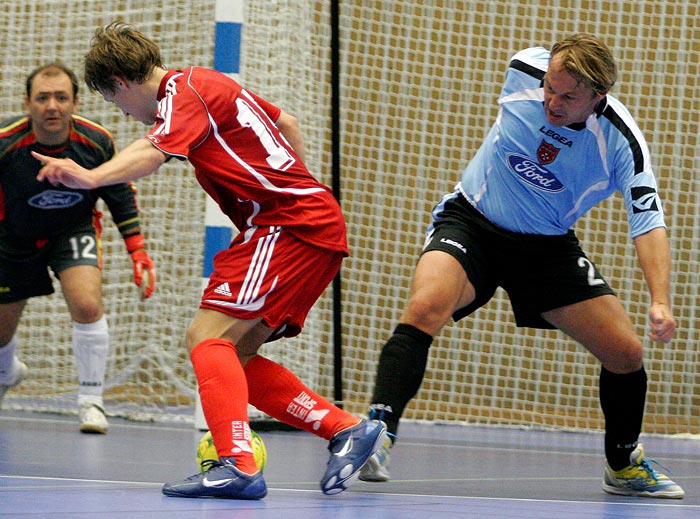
[196,430,267,472]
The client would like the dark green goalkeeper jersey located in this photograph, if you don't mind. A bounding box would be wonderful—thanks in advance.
[0,114,141,255]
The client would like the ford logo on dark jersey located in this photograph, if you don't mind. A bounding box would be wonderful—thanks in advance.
[507,153,564,192]
[28,190,84,209]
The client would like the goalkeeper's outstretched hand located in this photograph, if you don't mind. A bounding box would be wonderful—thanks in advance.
[131,249,156,299]
[124,234,156,299]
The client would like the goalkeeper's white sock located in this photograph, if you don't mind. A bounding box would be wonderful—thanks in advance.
[72,315,109,407]
[0,335,22,384]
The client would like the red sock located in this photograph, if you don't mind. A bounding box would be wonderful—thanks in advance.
[191,339,258,474]
[244,354,359,440]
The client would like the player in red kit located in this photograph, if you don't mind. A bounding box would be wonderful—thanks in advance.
[34,21,386,500]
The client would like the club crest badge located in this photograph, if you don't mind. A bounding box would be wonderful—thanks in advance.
[537,140,560,165]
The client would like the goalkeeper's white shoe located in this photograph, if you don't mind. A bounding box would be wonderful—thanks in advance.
[79,403,109,434]
[0,360,27,408]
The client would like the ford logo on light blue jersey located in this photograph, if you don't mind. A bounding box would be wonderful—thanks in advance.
[28,190,84,209]
[507,153,564,192]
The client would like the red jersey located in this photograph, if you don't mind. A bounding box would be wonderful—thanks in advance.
[146,68,347,254]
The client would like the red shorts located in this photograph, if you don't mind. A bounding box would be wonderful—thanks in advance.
[200,226,345,340]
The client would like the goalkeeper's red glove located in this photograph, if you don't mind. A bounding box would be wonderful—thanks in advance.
[124,234,156,299]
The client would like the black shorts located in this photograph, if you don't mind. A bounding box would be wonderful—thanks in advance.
[422,193,614,329]
[0,221,102,303]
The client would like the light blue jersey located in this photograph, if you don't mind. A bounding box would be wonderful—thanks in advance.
[457,47,665,237]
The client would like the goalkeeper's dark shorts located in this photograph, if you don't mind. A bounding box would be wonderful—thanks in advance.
[0,221,101,303]
[422,192,614,329]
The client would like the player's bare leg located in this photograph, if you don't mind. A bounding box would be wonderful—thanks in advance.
[363,251,473,481]
[543,296,684,498]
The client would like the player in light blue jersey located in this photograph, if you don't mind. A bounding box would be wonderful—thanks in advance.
[362,34,684,499]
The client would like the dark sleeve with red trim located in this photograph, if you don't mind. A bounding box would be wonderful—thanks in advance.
[72,116,144,240]
[96,182,142,238]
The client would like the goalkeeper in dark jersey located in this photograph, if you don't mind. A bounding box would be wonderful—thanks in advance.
[0,63,156,433]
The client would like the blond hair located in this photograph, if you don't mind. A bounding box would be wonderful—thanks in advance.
[550,33,617,95]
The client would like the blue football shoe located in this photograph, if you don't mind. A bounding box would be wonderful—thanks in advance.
[321,419,387,495]
[162,457,267,500]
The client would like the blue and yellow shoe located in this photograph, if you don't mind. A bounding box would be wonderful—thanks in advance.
[321,419,387,495]
[162,457,267,499]
[602,444,684,499]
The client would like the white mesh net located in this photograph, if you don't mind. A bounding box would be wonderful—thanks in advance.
[3,0,699,435]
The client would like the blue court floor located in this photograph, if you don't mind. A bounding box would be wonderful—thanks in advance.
[1,410,698,518]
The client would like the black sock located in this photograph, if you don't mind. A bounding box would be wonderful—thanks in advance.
[369,323,433,441]
[599,366,647,470]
